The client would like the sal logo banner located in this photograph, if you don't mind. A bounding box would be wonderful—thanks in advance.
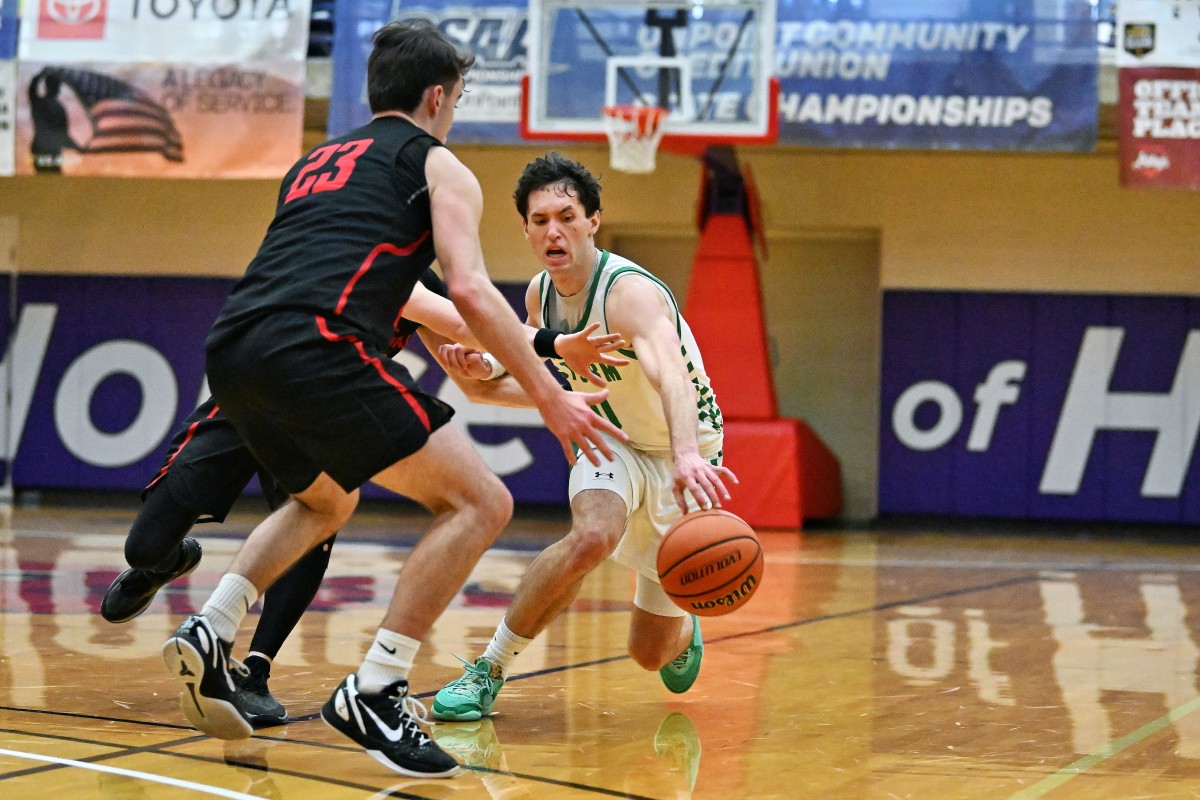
[329,0,526,141]
[1116,0,1200,189]
[15,0,311,177]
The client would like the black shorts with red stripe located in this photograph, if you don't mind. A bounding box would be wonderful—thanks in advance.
[143,397,289,522]
[205,311,453,495]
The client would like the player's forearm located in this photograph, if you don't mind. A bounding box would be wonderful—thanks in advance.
[451,279,563,404]
[455,373,537,408]
[647,361,702,459]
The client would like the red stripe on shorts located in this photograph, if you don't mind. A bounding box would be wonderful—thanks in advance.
[314,315,431,431]
[334,231,431,316]
[144,403,222,492]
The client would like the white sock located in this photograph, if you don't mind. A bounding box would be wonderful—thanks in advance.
[482,619,533,677]
[201,573,258,643]
[356,628,421,692]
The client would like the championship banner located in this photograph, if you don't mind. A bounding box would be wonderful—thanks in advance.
[15,0,311,177]
[1116,0,1200,189]
[329,0,526,141]
[775,0,1098,151]
[329,0,1097,152]
[880,290,1200,525]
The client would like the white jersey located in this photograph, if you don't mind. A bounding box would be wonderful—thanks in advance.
[534,250,723,458]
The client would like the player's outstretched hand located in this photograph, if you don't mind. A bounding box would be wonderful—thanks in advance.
[437,343,493,380]
[671,452,738,514]
[555,322,629,388]
[539,388,628,466]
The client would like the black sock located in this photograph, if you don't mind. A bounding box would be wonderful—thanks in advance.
[247,534,336,660]
[243,654,271,679]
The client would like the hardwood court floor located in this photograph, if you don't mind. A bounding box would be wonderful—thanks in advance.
[4,500,1200,799]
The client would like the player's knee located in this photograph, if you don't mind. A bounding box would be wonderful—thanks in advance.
[297,479,358,528]
[462,472,512,533]
[329,488,359,528]
[561,527,618,574]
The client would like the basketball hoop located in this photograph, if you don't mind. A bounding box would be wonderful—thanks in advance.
[601,104,668,174]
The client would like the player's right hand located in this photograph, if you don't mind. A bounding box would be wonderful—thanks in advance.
[437,343,492,380]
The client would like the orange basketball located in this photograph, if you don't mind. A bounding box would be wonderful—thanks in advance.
[656,509,763,617]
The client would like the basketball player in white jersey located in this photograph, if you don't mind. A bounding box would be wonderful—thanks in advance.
[432,152,737,721]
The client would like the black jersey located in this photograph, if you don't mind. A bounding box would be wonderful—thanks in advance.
[207,116,442,354]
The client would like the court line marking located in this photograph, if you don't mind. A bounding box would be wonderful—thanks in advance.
[1005,695,1200,799]
[775,555,1200,572]
[0,746,261,799]
[0,729,440,800]
[0,718,662,798]
[0,569,1083,798]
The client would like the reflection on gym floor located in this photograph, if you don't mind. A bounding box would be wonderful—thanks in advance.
[4,503,1200,798]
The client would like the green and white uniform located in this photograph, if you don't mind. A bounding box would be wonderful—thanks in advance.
[535,250,724,616]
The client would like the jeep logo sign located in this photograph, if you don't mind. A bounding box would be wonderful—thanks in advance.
[880,291,1200,523]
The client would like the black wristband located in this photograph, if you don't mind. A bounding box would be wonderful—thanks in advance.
[534,327,563,358]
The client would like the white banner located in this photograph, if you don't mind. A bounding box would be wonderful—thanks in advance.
[18,0,311,63]
[0,60,13,175]
[1118,0,1200,67]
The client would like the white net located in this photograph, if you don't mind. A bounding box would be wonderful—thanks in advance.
[602,105,668,174]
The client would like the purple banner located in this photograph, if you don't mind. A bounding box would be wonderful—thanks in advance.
[880,290,1200,524]
[3,275,567,504]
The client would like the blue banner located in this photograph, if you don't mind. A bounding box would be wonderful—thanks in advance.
[329,0,1097,151]
[880,290,1200,524]
[329,0,527,142]
[0,0,15,60]
[775,0,1099,150]
[2,275,568,504]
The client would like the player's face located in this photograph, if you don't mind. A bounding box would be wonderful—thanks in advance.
[523,186,600,273]
[431,78,463,142]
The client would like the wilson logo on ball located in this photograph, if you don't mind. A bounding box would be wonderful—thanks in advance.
[688,573,759,613]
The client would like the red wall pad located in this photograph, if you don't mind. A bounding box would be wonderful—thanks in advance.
[721,418,843,530]
[685,214,777,419]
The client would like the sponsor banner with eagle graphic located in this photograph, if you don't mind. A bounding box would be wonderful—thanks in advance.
[15,0,309,177]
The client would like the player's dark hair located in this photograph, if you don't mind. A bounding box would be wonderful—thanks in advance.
[513,152,603,221]
[367,20,475,114]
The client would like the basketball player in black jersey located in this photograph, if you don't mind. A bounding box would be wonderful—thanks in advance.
[103,268,623,728]
[159,20,625,778]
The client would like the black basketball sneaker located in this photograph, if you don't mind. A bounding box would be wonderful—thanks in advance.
[321,673,460,777]
[231,655,289,728]
[162,614,253,740]
[101,537,202,623]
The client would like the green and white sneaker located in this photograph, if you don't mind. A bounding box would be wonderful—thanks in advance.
[659,615,703,694]
[431,656,505,721]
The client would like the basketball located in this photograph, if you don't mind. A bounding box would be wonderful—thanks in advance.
[656,509,763,617]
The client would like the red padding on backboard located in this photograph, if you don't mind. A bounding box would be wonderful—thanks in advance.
[720,418,843,530]
[685,214,777,419]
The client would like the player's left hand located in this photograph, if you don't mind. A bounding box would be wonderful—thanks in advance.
[555,322,628,387]
[671,452,738,514]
